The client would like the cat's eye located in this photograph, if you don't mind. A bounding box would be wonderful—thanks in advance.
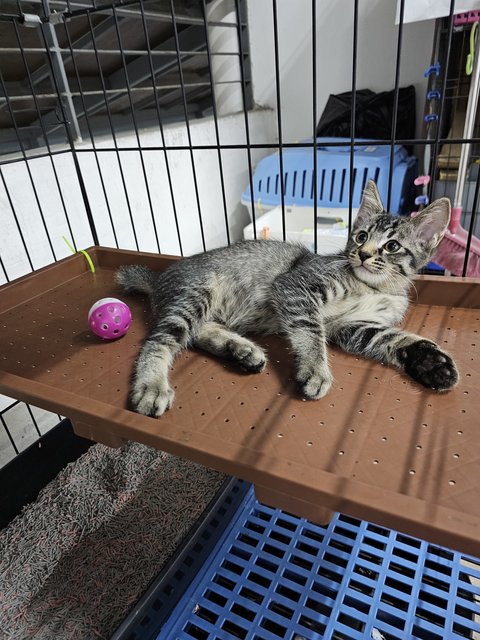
[355,231,369,244]
[384,240,401,253]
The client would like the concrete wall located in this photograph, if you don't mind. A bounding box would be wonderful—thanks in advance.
[248,0,435,143]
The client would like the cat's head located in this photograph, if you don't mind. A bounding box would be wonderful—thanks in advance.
[345,180,450,289]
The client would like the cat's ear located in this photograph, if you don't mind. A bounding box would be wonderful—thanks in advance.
[354,180,384,226]
[410,198,451,249]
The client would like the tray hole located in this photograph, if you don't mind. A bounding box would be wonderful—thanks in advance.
[264,407,270,412]
[372,459,379,464]
[422,423,428,428]
[329,403,335,408]
[449,480,456,486]
[416,445,422,450]
[389,416,395,421]
[457,430,463,435]
[306,441,313,446]
[463,391,468,395]
[466,373,471,377]
[319,421,325,426]
[277,433,283,438]
[250,425,255,430]
[200,412,206,416]
[409,469,416,475]
[453,453,459,459]
[290,414,296,419]
[349,429,355,433]
[381,436,387,442]
[216,396,221,400]
[239,401,244,405]
[338,450,344,455]
[358,409,363,414]
[224,418,230,423]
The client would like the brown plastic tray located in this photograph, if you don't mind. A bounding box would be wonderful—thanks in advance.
[0,247,479,555]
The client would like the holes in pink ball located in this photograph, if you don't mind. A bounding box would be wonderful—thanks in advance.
[113,329,119,334]
[108,305,114,313]
[102,323,109,330]
[96,312,103,318]
[114,315,122,324]
[124,323,130,329]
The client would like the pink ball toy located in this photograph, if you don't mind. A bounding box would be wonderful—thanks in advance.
[88,297,132,341]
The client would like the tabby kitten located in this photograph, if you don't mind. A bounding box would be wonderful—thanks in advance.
[117,180,458,418]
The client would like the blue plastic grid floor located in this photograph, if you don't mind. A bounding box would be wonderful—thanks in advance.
[160,487,480,640]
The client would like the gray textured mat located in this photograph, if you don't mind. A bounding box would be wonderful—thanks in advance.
[0,442,225,640]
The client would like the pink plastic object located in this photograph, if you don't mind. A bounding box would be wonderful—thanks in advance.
[454,11,480,26]
[88,297,132,340]
[434,206,480,276]
[414,175,430,186]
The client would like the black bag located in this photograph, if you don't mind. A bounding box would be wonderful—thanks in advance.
[316,86,416,152]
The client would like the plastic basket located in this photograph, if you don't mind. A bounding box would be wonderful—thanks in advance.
[243,204,352,254]
[160,485,480,640]
[241,138,417,219]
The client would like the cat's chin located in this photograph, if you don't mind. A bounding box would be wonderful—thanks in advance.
[353,264,387,286]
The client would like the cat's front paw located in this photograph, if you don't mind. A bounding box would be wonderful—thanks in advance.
[131,379,175,417]
[398,340,459,392]
[297,368,333,400]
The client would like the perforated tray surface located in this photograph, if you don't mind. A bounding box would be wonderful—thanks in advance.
[161,486,480,640]
[0,247,479,555]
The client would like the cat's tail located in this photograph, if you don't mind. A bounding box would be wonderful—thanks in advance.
[115,265,154,296]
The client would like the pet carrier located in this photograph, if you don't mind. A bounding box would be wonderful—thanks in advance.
[241,138,418,220]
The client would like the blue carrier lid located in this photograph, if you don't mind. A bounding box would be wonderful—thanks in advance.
[242,137,416,214]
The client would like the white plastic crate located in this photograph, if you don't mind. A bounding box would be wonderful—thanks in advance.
[243,204,358,254]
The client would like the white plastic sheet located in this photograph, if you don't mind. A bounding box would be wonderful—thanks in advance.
[396,0,480,24]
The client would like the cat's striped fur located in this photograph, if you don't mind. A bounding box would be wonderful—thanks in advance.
[117,180,458,417]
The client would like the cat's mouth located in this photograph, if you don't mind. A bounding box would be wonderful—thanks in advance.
[353,262,377,274]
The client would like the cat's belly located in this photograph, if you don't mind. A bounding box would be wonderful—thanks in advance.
[324,293,408,331]
[213,296,280,335]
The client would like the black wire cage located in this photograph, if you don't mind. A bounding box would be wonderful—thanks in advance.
[2,0,479,463]
[0,1,480,636]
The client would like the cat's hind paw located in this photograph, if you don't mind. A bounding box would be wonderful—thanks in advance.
[399,340,459,392]
[131,380,175,417]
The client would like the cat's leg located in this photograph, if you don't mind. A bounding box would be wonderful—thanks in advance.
[131,329,180,417]
[332,324,458,391]
[132,296,212,417]
[271,277,332,399]
[286,320,333,399]
[194,322,266,372]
